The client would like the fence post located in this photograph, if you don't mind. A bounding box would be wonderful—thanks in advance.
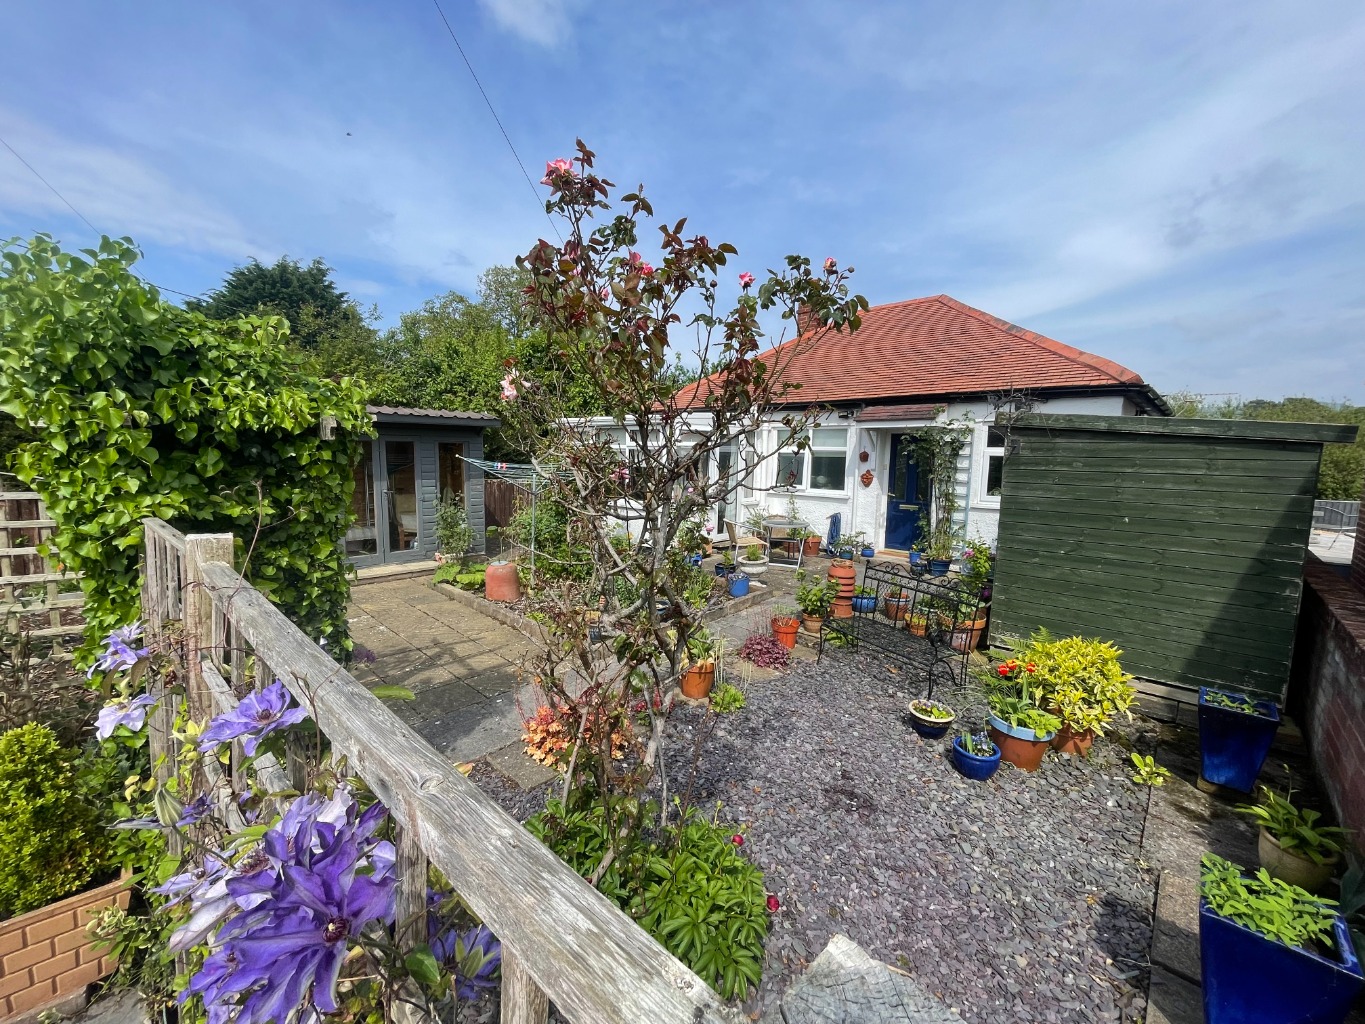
[500,950,549,1024]
[185,533,235,723]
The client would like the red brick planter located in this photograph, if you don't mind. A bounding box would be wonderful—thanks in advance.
[0,873,131,1020]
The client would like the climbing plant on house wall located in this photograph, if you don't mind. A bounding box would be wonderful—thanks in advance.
[912,420,972,561]
[0,235,372,658]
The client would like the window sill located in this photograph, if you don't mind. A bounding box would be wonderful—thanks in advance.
[802,488,850,499]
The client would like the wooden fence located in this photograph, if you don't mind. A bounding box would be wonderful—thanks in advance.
[1,491,83,657]
[140,518,739,1024]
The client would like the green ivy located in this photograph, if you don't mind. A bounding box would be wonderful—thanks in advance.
[0,236,372,658]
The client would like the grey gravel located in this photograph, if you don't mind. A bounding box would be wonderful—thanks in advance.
[473,648,1158,1024]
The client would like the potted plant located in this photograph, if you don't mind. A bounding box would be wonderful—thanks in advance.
[835,536,856,559]
[925,524,957,577]
[840,530,868,559]
[1199,687,1281,794]
[826,558,857,618]
[883,588,911,621]
[1021,631,1136,756]
[1199,853,1363,1024]
[771,605,800,650]
[715,549,735,577]
[985,659,1060,771]
[952,730,1002,782]
[798,527,821,557]
[851,585,877,614]
[738,542,768,577]
[681,628,719,699]
[908,699,956,739]
[795,570,836,633]
[434,498,473,567]
[726,571,749,598]
[1237,786,1349,894]
[0,723,131,1020]
[908,610,929,636]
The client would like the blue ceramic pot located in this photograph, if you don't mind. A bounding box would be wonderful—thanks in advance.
[861,546,876,558]
[1200,900,1363,1024]
[909,552,922,566]
[838,548,855,560]
[1198,688,1280,793]
[714,563,731,577]
[727,573,750,598]
[909,702,955,739]
[929,558,951,577]
[688,552,703,567]
[951,736,1002,781]
[851,595,876,614]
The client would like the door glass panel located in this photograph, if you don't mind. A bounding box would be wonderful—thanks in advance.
[438,443,465,506]
[347,441,378,557]
[385,441,418,552]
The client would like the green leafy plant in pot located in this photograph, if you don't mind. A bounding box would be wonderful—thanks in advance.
[984,657,1060,772]
[1018,629,1136,756]
[794,570,836,633]
[907,699,955,739]
[1199,853,1362,1024]
[1237,786,1349,894]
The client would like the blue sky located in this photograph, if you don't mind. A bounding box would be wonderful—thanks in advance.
[3,1,1363,402]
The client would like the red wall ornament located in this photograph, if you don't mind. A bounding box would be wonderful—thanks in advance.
[858,450,870,463]
[860,469,875,488]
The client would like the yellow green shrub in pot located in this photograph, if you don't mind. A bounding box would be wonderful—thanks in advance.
[1018,629,1136,755]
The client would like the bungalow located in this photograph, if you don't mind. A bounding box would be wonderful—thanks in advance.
[603,295,1168,553]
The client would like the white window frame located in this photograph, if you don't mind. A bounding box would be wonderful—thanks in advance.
[772,424,850,496]
[974,423,1005,507]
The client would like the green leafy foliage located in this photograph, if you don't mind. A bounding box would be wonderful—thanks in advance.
[1017,629,1136,736]
[434,562,485,590]
[1236,786,1349,865]
[710,682,746,713]
[528,798,768,1000]
[0,235,372,657]
[794,569,837,617]
[1200,853,1340,953]
[188,255,363,351]
[433,499,473,559]
[1129,753,1171,786]
[0,723,110,917]
[507,497,593,585]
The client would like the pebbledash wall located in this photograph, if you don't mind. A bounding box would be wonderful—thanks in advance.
[1289,478,1365,854]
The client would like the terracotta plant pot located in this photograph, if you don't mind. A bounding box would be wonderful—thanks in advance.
[801,613,824,633]
[884,596,910,621]
[908,617,927,636]
[950,616,988,652]
[771,616,799,649]
[828,559,856,618]
[988,715,1055,772]
[802,536,821,556]
[1051,725,1095,756]
[680,662,716,700]
[1257,827,1338,893]
[484,561,521,603]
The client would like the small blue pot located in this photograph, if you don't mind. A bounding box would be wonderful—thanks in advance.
[688,552,703,567]
[727,573,750,598]
[1200,901,1363,1024]
[714,563,731,577]
[851,595,876,614]
[838,548,855,560]
[909,703,955,739]
[951,736,1002,781]
[1198,688,1280,793]
[929,558,951,577]
[861,546,876,559]
[909,552,922,566]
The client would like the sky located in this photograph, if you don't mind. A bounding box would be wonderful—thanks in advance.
[2,1,1363,403]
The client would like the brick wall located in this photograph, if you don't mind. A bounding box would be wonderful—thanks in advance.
[0,874,129,1020]
[1291,554,1365,854]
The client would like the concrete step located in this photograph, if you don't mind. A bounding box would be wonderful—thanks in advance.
[762,934,959,1024]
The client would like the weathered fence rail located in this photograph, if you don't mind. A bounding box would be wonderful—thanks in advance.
[1,490,84,657]
[140,518,740,1024]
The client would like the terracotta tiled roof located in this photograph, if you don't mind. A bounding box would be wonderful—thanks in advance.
[676,295,1155,409]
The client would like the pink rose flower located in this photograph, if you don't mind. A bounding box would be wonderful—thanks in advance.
[639,262,654,276]
[540,158,574,185]
[739,272,755,289]
[500,372,519,401]
[824,257,837,272]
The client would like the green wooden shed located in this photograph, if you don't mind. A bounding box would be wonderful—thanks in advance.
[989,414,1358,703]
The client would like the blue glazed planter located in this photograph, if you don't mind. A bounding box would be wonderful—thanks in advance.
[714,563,731,577]
[1198,688,1280,793]
[727,573,750,598]
[951,737,1002,781]
[909,552,922,566]
[929,558,951,577]
[688,552,703,567]
[861,546,876,558]
[851,595,876,614]
[1200,901,1363,1024]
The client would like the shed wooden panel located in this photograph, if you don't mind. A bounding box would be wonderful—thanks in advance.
[990,415,1354,703]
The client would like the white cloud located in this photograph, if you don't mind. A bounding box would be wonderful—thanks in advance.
[0,109,255,258]
[477,0,571,48]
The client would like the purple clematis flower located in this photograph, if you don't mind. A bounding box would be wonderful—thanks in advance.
[431,924,502,1000]
[87,622,151,679]
[177,793,216,827]
[95,692,159,740]
[198,680,309,756]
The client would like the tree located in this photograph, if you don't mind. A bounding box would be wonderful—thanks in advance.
[189,256,365,351]
[498,141,867,873]
[0,235,371,658]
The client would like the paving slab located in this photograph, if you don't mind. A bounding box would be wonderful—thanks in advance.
[485,740,560,789]
[1145,966,1202,1024]
[1150,871,1200,984]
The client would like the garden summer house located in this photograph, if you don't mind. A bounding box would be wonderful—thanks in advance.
[345,405,498,568]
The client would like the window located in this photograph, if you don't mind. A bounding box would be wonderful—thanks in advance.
[774,426,848,491]
[981,426,1006,502]
[438,443,465,506]
[808,427,848,490]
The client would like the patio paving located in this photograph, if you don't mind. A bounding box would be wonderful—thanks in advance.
[347,578,540,763]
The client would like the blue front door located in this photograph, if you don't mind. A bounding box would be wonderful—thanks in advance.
[884,434,924,551]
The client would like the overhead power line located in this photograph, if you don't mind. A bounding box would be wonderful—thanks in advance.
[429,0,563,242]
